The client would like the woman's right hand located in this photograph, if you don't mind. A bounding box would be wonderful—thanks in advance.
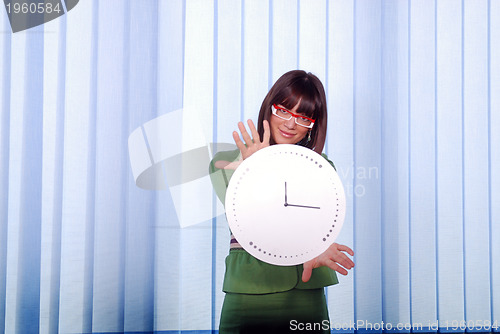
[214,119,270,171]
[233,119,271,160]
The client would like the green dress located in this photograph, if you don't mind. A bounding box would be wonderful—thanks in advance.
[209,149,338,333]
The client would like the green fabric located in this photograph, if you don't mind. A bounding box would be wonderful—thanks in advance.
[209,148,339,294]
[219,288,329,333]
[223,249,338,293]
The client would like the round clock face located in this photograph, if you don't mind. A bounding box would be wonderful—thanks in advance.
[225,144,346,266]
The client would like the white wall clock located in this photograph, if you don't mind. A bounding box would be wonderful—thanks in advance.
[225,144,346,266]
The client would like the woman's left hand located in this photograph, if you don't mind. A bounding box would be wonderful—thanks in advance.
[301,243,355,282]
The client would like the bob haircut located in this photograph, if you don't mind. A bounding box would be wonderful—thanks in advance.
[257,70,328,154]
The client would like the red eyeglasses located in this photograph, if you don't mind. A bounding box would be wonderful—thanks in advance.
[271,104,315,129]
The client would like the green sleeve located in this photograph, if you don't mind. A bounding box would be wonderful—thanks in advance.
[321,153,336,171]
[209,149,240,205]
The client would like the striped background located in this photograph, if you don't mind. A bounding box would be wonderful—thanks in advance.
[0,0,499,333]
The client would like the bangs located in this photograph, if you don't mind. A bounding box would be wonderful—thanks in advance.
[274,79,320,119]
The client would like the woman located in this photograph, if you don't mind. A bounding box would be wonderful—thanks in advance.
[210,70,354,333]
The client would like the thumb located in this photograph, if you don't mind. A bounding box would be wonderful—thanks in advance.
[302,261,314,282]
[224,159,242,170]
[214,160,231,169]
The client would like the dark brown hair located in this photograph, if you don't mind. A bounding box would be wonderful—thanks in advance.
[257,70,328,153]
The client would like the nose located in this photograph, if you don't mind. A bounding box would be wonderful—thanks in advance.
[284,117,296,129]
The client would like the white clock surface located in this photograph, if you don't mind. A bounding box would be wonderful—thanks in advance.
[225,144,346,266]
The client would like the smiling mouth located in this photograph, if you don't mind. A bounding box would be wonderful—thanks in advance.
[279,129,295,138]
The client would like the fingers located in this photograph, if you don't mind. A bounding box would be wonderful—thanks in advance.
[318,254,352,276]
[232,130,246,153]
[237,121,254,147]
[301,261,314,282]
[302,244,354,280]
[328,261,349,276]
[246,119,270,146]
[302,244,355,278]
[232,119,269,160]
[247,119,260,143]
[336,243,355,257]
[235,120,266,146]
[336,255,355,271]
[332,244,355,269]
[262,120,271,145]
[328,245,354,270]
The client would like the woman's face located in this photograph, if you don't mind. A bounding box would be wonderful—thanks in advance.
[269,102,310,145]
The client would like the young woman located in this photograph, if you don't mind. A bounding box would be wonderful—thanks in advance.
[210,70,354,333]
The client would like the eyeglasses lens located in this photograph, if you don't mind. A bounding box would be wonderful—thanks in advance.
[273,106,312,128]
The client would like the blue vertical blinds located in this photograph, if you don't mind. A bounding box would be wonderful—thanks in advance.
[0,0,498,333]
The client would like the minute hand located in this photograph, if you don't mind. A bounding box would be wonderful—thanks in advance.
[285,203,320,209]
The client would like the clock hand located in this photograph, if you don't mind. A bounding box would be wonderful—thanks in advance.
[284,182,288,206]
[286,203,321,209]
[284,181,318,209]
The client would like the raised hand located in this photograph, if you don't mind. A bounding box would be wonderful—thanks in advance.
[301,243,355,282]
[233,119,271,161]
